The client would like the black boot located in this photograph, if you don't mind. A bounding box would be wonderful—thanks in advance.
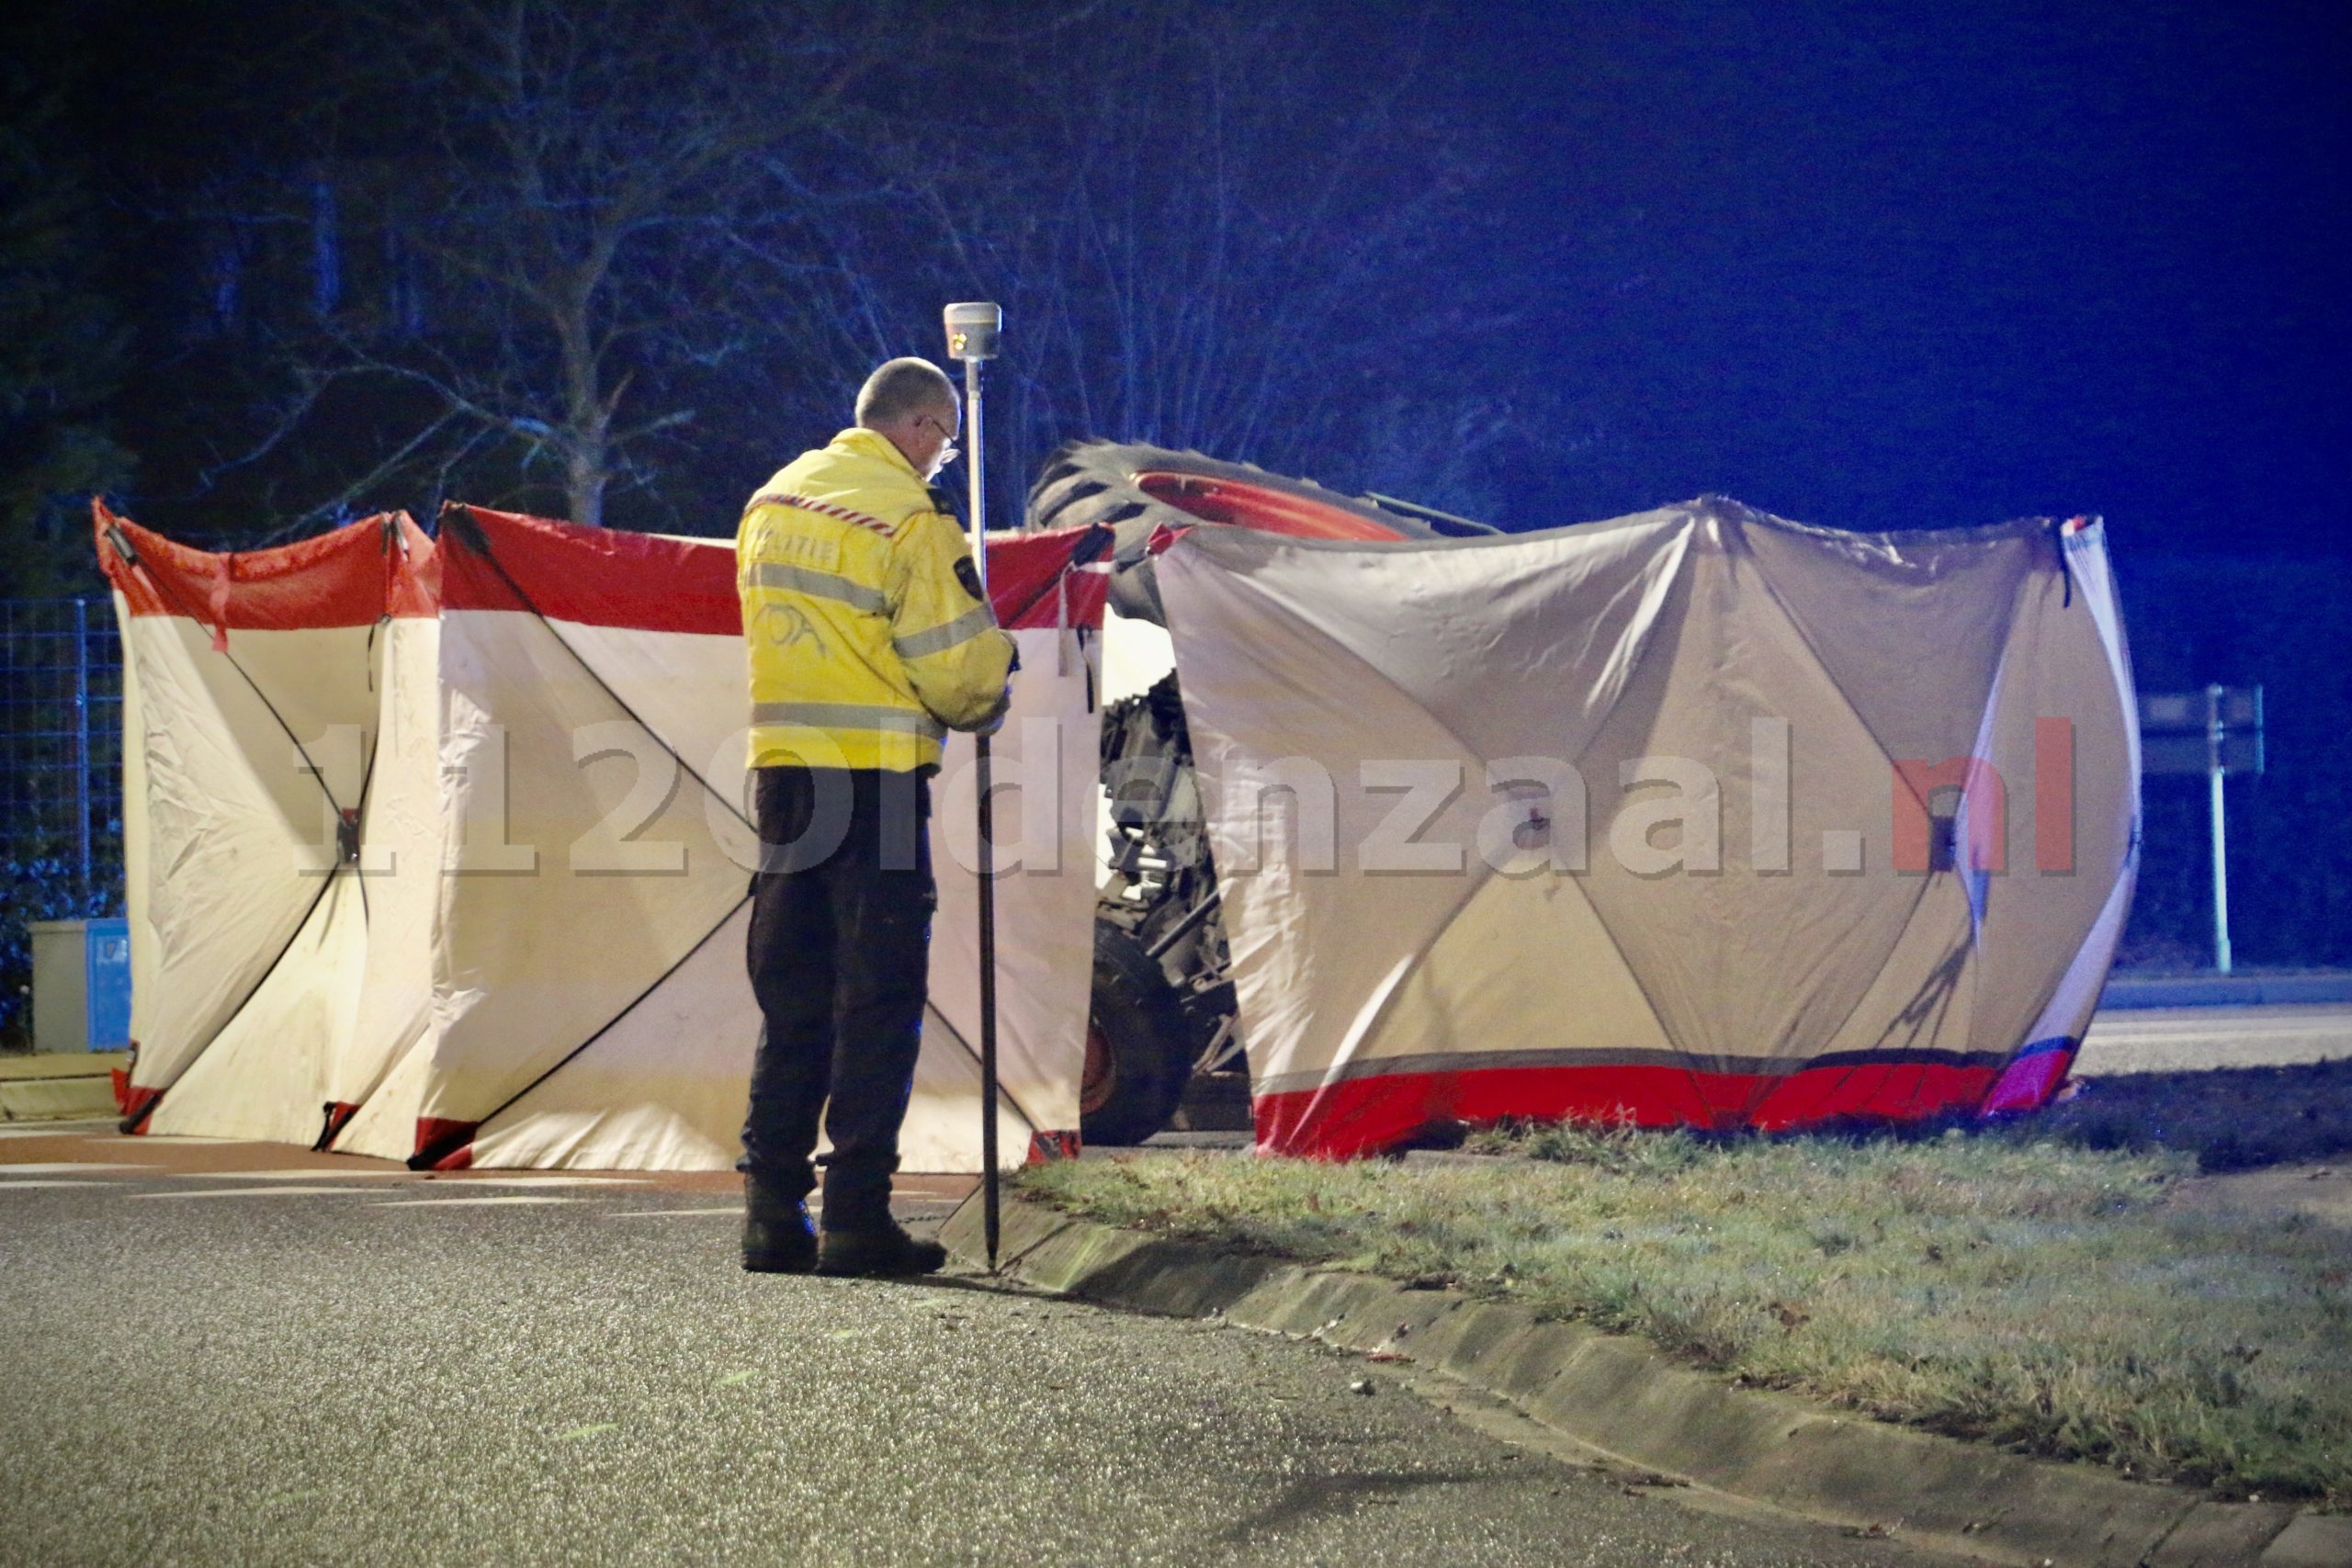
[817,1157,945,1278]
[817,1219,947,1278]
[741,1176,817,1274]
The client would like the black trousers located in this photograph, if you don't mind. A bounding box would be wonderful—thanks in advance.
[739,765,933,1229]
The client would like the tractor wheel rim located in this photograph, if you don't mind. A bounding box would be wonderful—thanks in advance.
[1080,1023,1116,1115]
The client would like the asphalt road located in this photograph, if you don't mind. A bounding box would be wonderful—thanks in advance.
[2075,1001,2352,1076]
[0,1134,1945,1568]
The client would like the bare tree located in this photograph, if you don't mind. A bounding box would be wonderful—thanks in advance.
[206,0,905,533]
[164,0,1562,538]
[762,2,1560,525]
[0,17,130,592]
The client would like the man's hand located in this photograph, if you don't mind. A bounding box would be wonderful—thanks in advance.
[974,691,1012,738]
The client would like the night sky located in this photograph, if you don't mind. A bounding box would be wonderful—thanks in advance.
[1417,1,2349,550]
[30,0,2347,548]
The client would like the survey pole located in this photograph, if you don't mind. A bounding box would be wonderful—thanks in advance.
[73,596,92,913]
[944,302,1004,1269]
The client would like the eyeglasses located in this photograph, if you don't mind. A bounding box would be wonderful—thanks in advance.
[920,412,960,467]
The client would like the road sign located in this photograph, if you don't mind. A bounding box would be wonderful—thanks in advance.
[2142,732,2264,776]
[2137,685,2264,972]
[2139,686,2264,776]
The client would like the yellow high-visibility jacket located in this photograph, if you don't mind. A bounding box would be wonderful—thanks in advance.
[737,427,1014,773]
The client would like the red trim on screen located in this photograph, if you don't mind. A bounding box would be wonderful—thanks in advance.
[412,1118,479,1171]
[96,503,437,627]
[443,505,1106,633]
[317,1101,363,1148]
[387,515,441,619]
[118,1082,164,1133]
[988,527,1108,630]
[440,507,739,632]
[1980,1042,2077,1114]
[1250,1051,2074,1159]
[1024,1130,1083,1163]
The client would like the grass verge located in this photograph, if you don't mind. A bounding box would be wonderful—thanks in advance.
[2025,1058,2352,1171]
[1018,1115,2352,1507]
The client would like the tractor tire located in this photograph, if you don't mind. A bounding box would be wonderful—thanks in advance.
[1081,922,1197,1147]
[1025,442,1444,626]
[1028,440,1434,538]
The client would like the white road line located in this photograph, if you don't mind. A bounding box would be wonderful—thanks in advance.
[418,1175,648,1188]
[0,1179,119,1189]
[602,1207,743,1218]
[0,1163,154,1175]
[170,1169,409,1181]
[372,1195,580,1207]
[2077,1004,2352,1075]
[130,1186,379,1200]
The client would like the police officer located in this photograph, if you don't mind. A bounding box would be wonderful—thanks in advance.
[735,357,1014,1276]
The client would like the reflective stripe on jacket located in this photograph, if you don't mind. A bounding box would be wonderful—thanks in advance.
[738,427,1014,772]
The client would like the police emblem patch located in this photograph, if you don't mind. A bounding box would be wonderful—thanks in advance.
[756,602,824,657]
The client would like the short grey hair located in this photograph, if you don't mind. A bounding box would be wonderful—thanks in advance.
[854,358,957,427]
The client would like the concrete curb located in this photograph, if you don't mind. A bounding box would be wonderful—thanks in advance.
[0,1053,123,1122]
[943,1193,2348,1568]
[2101,974,2352,1010]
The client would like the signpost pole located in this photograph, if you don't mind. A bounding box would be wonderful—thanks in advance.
[2206,683,2233,974]
[2143,684,2263,975]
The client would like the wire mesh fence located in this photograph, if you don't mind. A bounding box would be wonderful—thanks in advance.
[1,598,123,1043]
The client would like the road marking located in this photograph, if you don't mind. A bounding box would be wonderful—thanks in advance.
[173,1169,408,1181]
[2078,1004,2352,1075]
[0,1179,119,1189]
[602,1207,742,1218]
[371,1195,580,1207]
[0,1163,153,1174]
[416,1175,648,1188]
[131,1186,378,1200]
